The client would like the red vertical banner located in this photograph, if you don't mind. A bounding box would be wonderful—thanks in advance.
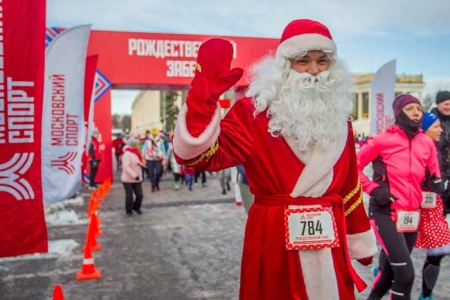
[84,56,98,127]
[82,55,98,182]
[93,90,113,182]
[0,0,47,256]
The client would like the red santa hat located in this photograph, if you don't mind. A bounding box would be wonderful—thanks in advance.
[277,19,337,59]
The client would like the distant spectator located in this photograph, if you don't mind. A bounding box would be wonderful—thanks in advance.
[237,164,254,213]
[167,141,182,190]
[231,167,242,206]
[142,128,165,192]
[220,168,232,195]
[121,138,144,215]
[112,133,125,172]
[195,171,207,187]
[88,129,101,190]
[182,165,195,191]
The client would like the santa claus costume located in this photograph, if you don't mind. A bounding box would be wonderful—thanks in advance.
[173,19,377,300]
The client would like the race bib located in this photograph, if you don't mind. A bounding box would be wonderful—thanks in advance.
[395,210,421,233]
[421,192,437,209]
[284,206,339,250]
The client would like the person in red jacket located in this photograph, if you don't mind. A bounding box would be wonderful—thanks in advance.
[173,19,376,300]
[112,133,126,172]
[357,95,442,300]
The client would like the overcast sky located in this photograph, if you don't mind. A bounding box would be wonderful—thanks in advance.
[47,0,450,114]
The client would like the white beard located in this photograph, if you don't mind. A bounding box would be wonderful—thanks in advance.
[247,57,353,151]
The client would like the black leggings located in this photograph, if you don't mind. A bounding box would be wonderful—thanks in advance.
[421,254,445,297]
[368,216,417,300]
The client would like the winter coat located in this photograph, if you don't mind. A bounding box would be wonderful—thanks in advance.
[121,146,143,183]
[357,125,440,212]
[431,107,450,177]
[142,137,165,161]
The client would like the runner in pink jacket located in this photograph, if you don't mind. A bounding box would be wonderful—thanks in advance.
[357,95,442,300]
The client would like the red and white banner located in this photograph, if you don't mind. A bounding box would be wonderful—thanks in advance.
[82,55,98,182]
[370,60,397,135]
[0,0,47,257]
[42,25,91,203]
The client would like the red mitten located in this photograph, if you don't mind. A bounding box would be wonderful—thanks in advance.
[357,256,373,266]
[186,38,243,137]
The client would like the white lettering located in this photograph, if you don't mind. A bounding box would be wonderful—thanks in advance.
[128,38,137,55]
[166,60,196,78]
[6,78,35,143]
[128,39,203,59]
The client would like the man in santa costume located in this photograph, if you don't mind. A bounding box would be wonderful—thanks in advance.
[173,19,377,300]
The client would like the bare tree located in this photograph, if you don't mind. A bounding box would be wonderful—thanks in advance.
[422,94,433,111]
[160,91,180,131]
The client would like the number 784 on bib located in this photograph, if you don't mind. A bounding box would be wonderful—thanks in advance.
[284,206,340,250]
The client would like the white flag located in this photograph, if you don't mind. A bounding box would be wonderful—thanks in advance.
[42,25,91,203]
[85,72,99,155]
[370,60,397,135]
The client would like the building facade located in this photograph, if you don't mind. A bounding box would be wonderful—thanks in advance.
[131,90,184,135]
[351,73,424,136]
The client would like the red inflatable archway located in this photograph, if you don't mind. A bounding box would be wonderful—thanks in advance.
[85,29,279,181]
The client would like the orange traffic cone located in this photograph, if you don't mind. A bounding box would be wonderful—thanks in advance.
[95,210,102,226]
[86,193,100,216]
[90,213,103,236]
[92,190,101,208]
[106,178,111,193]
[76,238,101,280]
[82,221,102,251]
[52,284,64,300]
[97,185,105,201]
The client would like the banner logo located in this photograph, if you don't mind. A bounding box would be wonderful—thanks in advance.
[51,151,77,174]
[94,70,111,102]
[45,27,63,48]
[0,153,35,200]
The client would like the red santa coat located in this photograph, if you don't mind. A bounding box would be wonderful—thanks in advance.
[173,98,376,300]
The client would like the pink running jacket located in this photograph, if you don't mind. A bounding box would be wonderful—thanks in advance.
[357,125,440,211]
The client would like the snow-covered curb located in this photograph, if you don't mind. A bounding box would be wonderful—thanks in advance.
[45,196,87,226]
[0,239,80,262]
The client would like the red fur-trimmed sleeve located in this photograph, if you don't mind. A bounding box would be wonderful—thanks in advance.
[173,98,254,171]
[342,123,377,260]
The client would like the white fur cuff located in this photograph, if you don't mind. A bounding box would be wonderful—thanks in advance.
[347,229,377,260]
[173,103,221,160]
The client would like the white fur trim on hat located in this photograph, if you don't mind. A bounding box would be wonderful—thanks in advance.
[277,33,337,58]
